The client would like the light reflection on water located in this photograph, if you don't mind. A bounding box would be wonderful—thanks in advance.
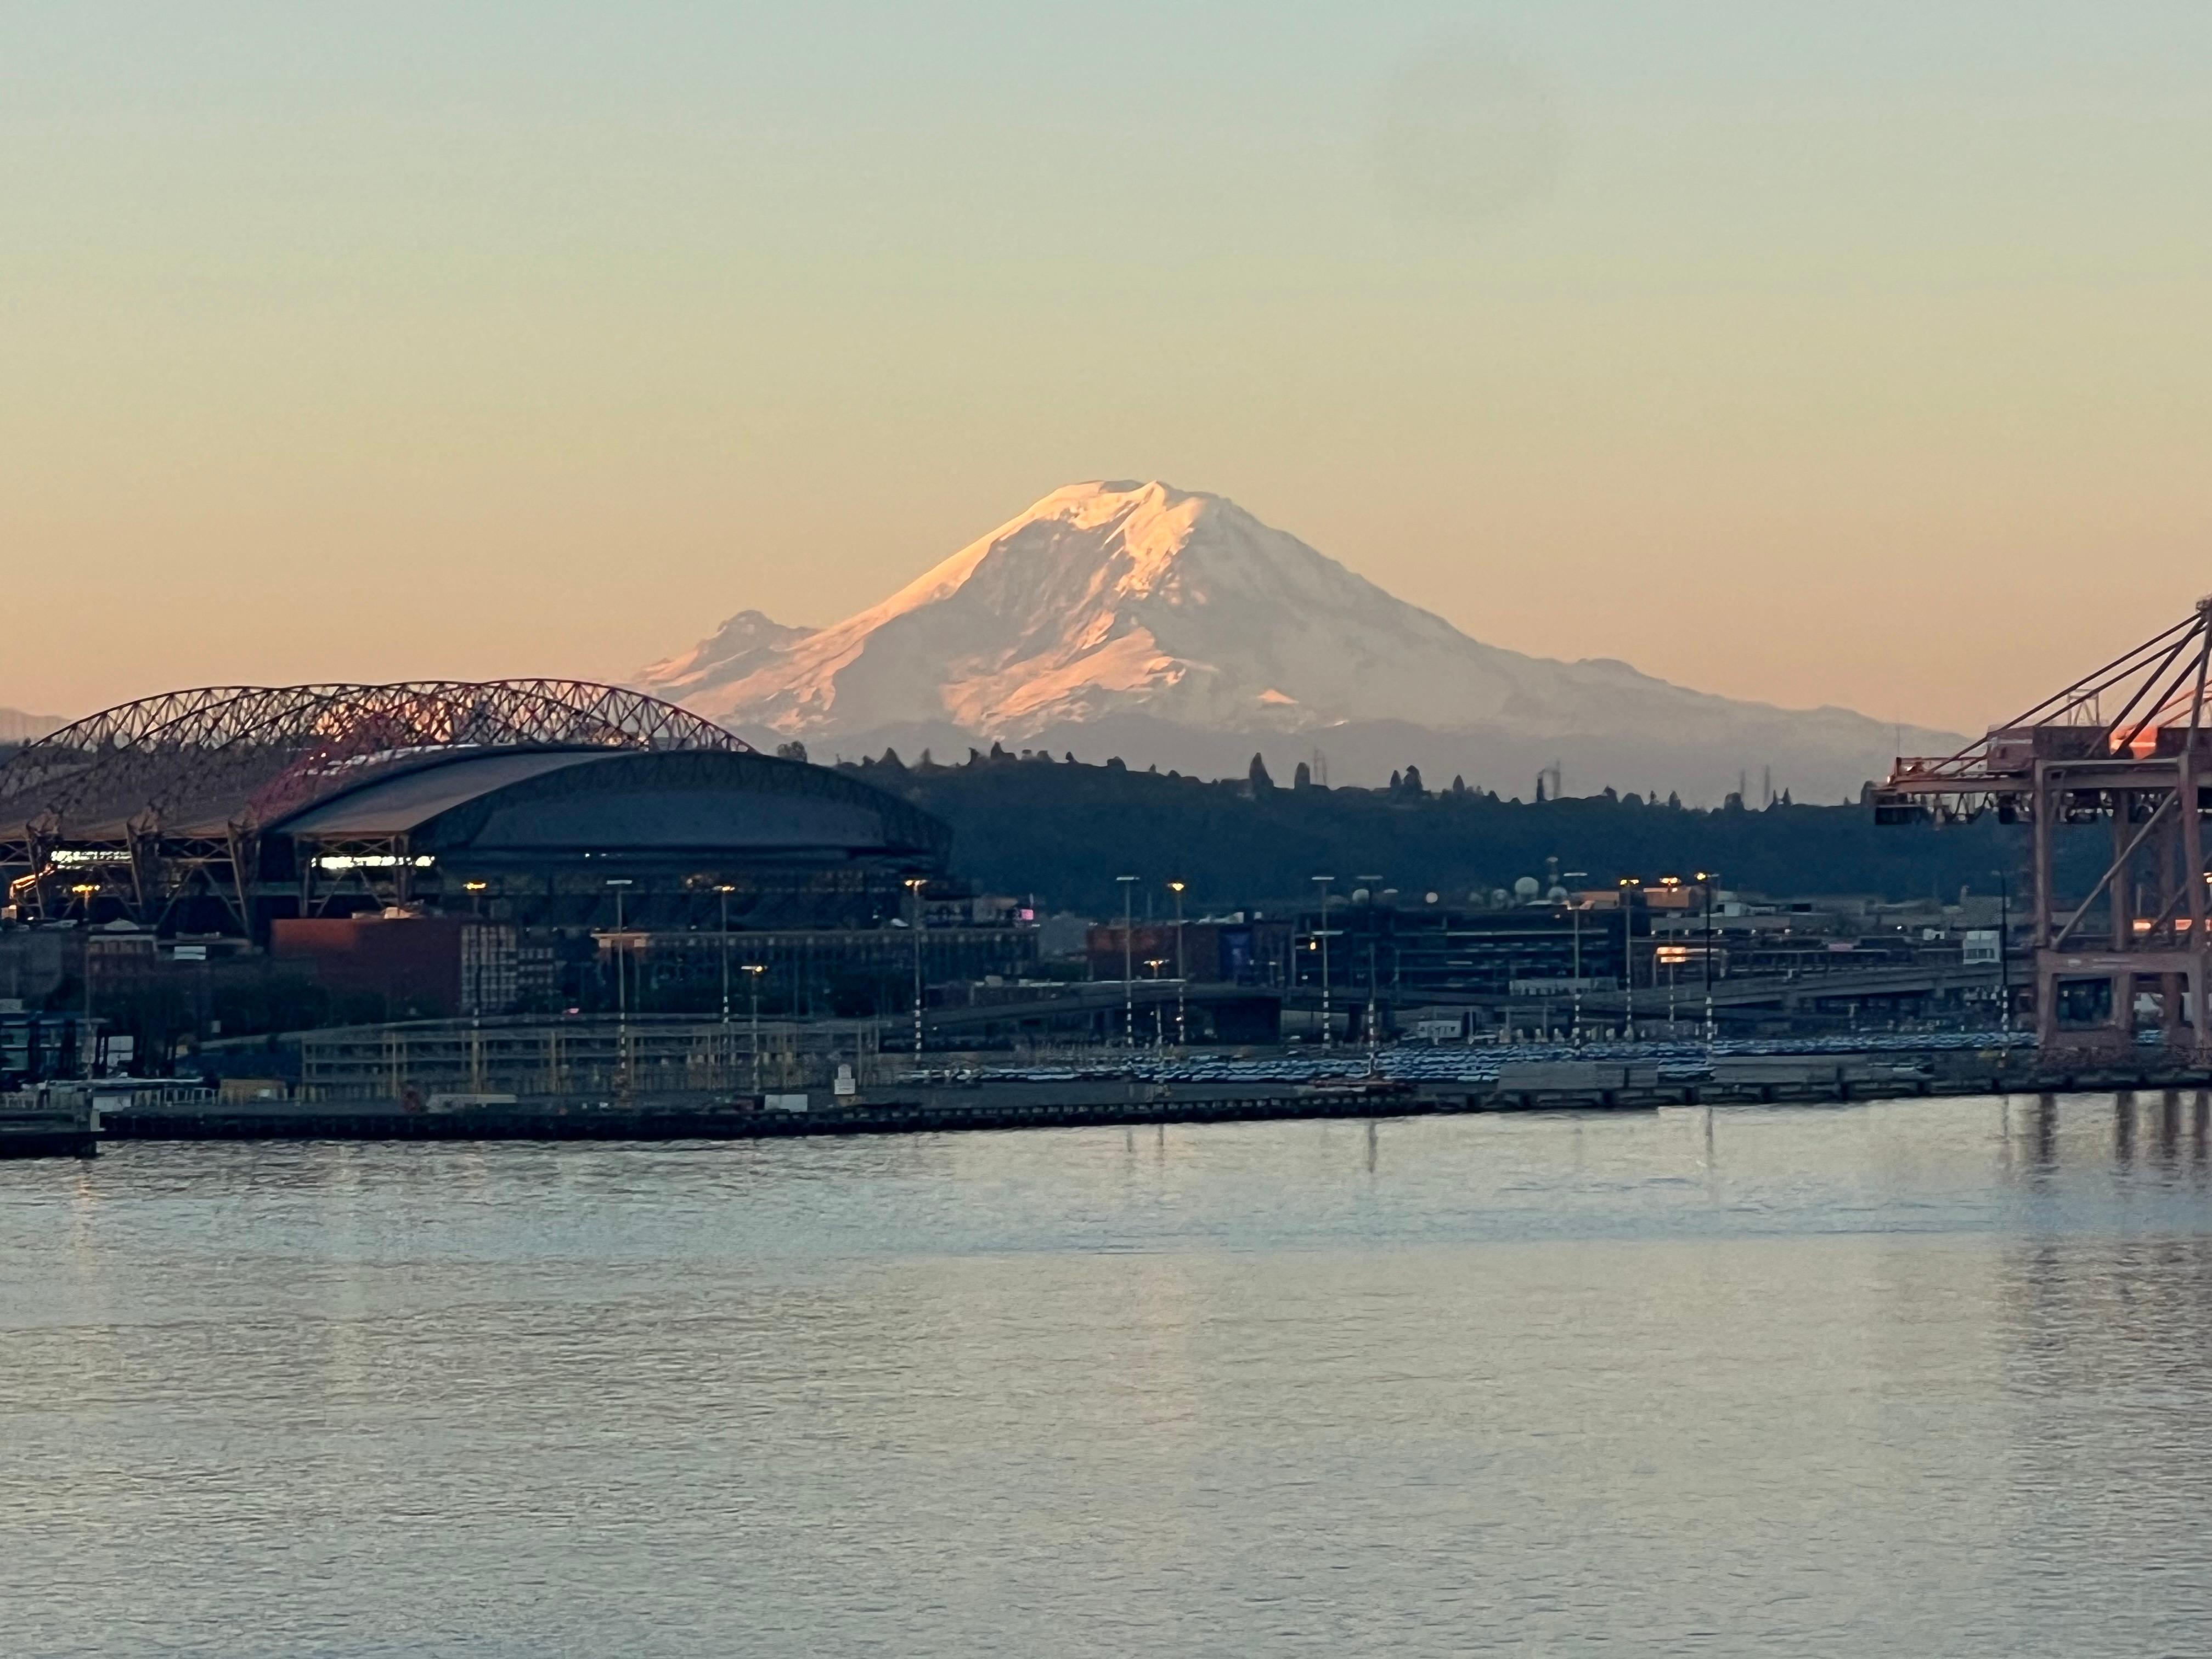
[4,1094,2211,1657]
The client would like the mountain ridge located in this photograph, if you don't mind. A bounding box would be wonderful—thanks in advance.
[637,479,1959,801]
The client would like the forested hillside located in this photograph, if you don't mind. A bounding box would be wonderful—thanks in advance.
[840,748,2023,915]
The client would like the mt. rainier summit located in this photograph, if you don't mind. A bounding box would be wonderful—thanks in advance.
[636,479,1956,800]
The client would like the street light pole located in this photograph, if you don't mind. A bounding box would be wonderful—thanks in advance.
[74,885,98,1076]
[718,884,735,1024]
[1572,901,1582,1044]
[1368,932,1381,1073]
[906,877,926,1058]
[1355,875,1383,1071]
[1167,880,1187,1049]
[608,878,633,1015]
[1618,878,1640,1041]
[1118,874,1138,1048]
[745,962,765,1093]
[1994,868,2011,1032]
[1698,871,1718,1049]
[1561,870,1588,1046]
[1312,875,1335,1049]
[606,878,634,1093]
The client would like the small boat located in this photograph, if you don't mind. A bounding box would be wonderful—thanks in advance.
[0,1085,101,1159]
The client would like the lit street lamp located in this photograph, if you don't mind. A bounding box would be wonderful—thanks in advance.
[72,884,99,1076]
[905,877,927,1058]
[1658,875,1683,1034]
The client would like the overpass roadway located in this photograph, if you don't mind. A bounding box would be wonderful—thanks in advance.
[919,963,2004,1043]
[1575,961,2002,1019]
[922,980,1279,1041]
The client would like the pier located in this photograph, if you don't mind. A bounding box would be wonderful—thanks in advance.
[0,1085,102,1158]
[85,1042,2210,1144]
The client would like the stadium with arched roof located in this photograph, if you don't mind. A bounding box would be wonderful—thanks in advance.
[0,680,949,937]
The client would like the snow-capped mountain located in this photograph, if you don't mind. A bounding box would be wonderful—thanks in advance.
[637,480,1959,800]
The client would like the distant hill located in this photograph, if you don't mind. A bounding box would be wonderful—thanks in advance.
[642,479,1962,803]
[838,747,2021,915]
[0,707,64,745]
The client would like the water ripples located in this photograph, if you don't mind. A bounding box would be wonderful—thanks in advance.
[4,1093,2210,1656]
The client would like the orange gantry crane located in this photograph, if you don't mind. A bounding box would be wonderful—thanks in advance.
[1878,599,2212,1059]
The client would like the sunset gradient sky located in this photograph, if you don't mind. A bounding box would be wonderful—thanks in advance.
[6,2,2210,731]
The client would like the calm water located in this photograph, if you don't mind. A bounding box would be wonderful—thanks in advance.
[4,1095,2211,1657]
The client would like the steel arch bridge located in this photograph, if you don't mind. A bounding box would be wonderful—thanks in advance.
[0,680,748,927]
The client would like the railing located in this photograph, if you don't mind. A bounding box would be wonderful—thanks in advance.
[294,1015,887,1103]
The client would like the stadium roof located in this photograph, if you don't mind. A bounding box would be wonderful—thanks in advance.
[272,747,947,861]
[269,749,626,835]
[0,680,749,843]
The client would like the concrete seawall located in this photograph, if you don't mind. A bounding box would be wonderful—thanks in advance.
[97,1051,2212,1143]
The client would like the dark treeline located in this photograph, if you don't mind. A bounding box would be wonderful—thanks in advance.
[838,746,2029,916]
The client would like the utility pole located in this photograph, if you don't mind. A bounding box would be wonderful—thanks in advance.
[1312,875,1335,1049]
[1168,880,1188,1048]
[1118,874,1138,1048]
